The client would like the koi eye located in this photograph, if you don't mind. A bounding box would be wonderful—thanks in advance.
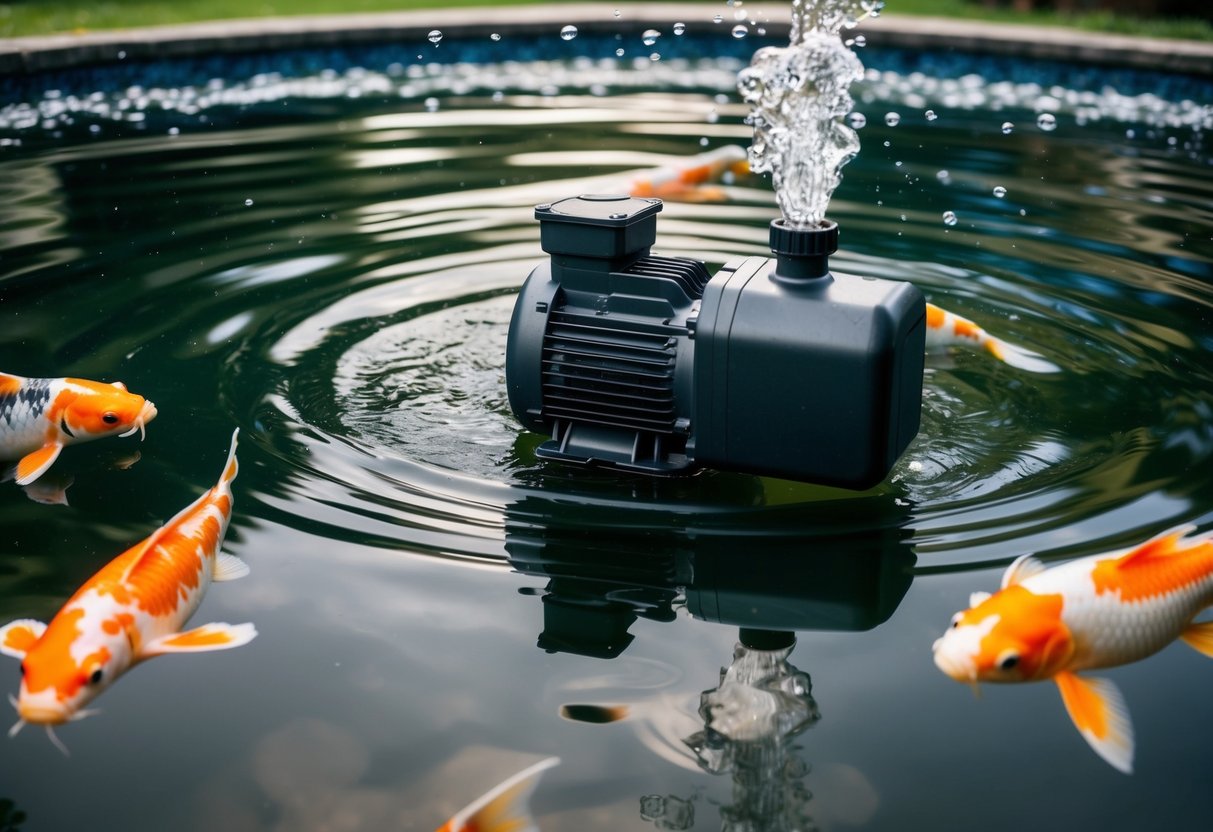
[19,663,25,678]
[89,668,103,685]
[950,613,963,629]
[998,653,1020,671]
[102,412,120,425]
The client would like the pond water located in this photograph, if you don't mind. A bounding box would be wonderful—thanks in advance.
[0,27,1212,832]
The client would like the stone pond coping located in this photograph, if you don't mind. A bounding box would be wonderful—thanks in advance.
[1,3,1210,77]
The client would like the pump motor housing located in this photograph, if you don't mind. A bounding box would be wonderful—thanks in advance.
[505,194,925,489]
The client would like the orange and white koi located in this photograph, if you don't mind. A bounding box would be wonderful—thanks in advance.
[0,372,157,486]
[925,303,1058,373]
[0,429,254,753]
[436,756,559,832]
[630,145,750,203]
[932,525,1213,773]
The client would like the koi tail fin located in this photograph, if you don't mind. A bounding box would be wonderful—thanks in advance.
[1055,671,1134,774]
[445,757,559,832]
[985,337,1061,374]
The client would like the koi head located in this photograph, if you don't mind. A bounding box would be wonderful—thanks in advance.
[9,609,132,732]
[932,585,1074,685]
[60,379,157,442]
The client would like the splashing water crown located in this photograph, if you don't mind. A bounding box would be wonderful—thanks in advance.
[739,0,884,227]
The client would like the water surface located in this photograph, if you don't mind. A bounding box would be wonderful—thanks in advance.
[0,29,1211,832]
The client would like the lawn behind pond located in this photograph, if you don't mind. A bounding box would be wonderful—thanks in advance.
[0,0,1209,40]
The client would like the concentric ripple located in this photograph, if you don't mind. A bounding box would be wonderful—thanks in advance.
[1,42,1211,575]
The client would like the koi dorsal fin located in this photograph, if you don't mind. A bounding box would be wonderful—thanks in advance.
[1001,554,1047,588]
[0,373,23,396]
[447,757,559,832]
[119,429,240,586]
[1116,525,1200,567]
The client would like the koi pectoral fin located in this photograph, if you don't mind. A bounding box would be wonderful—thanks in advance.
[1054,671,1135,774]
[142,622,257,657]
[0,619,47,659]
[15,443,62,486]
[1179,620,1213,659]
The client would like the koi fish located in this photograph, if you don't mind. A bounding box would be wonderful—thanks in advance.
[932,525,1213,774]
[0,372,158,486]
[437,756,559,832]
[0,428,255,753]
[925,303,1059,373]
[630,145,750,203]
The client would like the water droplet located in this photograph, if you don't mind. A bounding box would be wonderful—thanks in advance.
[942,210,958,226]
[885,112,900,127]
[713,14,723,23]
[1037,113,1057,131]
[993,186,1007,198]
[925,109,937,121]
[1001,121,1014,134]
[848,112,866,129]
[560,25,578,41]
[731,24,748,38]
[427,30,443,44]
[673,22,686,35]
[244,198,254,207]
[490,33,501,42]
[642,29,661,46]
[615,48,625,57]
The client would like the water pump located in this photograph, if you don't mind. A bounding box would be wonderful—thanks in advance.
[505,194,925,489]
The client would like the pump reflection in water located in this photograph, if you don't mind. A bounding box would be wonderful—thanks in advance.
[503,497,915,659]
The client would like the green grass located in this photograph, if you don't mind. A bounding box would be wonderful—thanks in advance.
[0,0,1209,41]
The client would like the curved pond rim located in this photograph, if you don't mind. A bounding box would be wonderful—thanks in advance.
[1,2,1212,77]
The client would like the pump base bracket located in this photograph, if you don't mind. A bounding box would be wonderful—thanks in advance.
[536,419,692,475]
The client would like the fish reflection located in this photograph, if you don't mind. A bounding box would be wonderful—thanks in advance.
[0,429,254,752]
[0,372,157,486]
[436,756,559,832]
[932,525,1213,773]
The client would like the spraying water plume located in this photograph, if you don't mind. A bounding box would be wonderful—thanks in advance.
[739,0,884,227]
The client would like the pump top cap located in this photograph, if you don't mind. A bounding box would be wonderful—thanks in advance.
[536,194,662,227]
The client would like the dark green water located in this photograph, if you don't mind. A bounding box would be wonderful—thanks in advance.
[0,38,1212,831]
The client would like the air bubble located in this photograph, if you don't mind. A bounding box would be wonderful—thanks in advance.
[673,22,686,35]
[560,25,578,41]
[885,112,900,127]
[925,110,937,121]
[732,24,748,38]
[244,198,254,207]
[1037,113,1057,131]
[993,186,1007,198]
[942,211,958,226]
[490,33,501,42]
[1001,121,1014,134]
[848,112,867,129]
[427,30,443,44]
[642,29,661,46]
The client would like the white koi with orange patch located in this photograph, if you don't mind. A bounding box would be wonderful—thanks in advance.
[630,145,750,203]
[0,372,158,486]
[925,303,1059,373]
[0,429,254,751]
[933,525,1213,773]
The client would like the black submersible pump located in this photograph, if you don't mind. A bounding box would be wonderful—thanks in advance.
[505,195,925,489]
